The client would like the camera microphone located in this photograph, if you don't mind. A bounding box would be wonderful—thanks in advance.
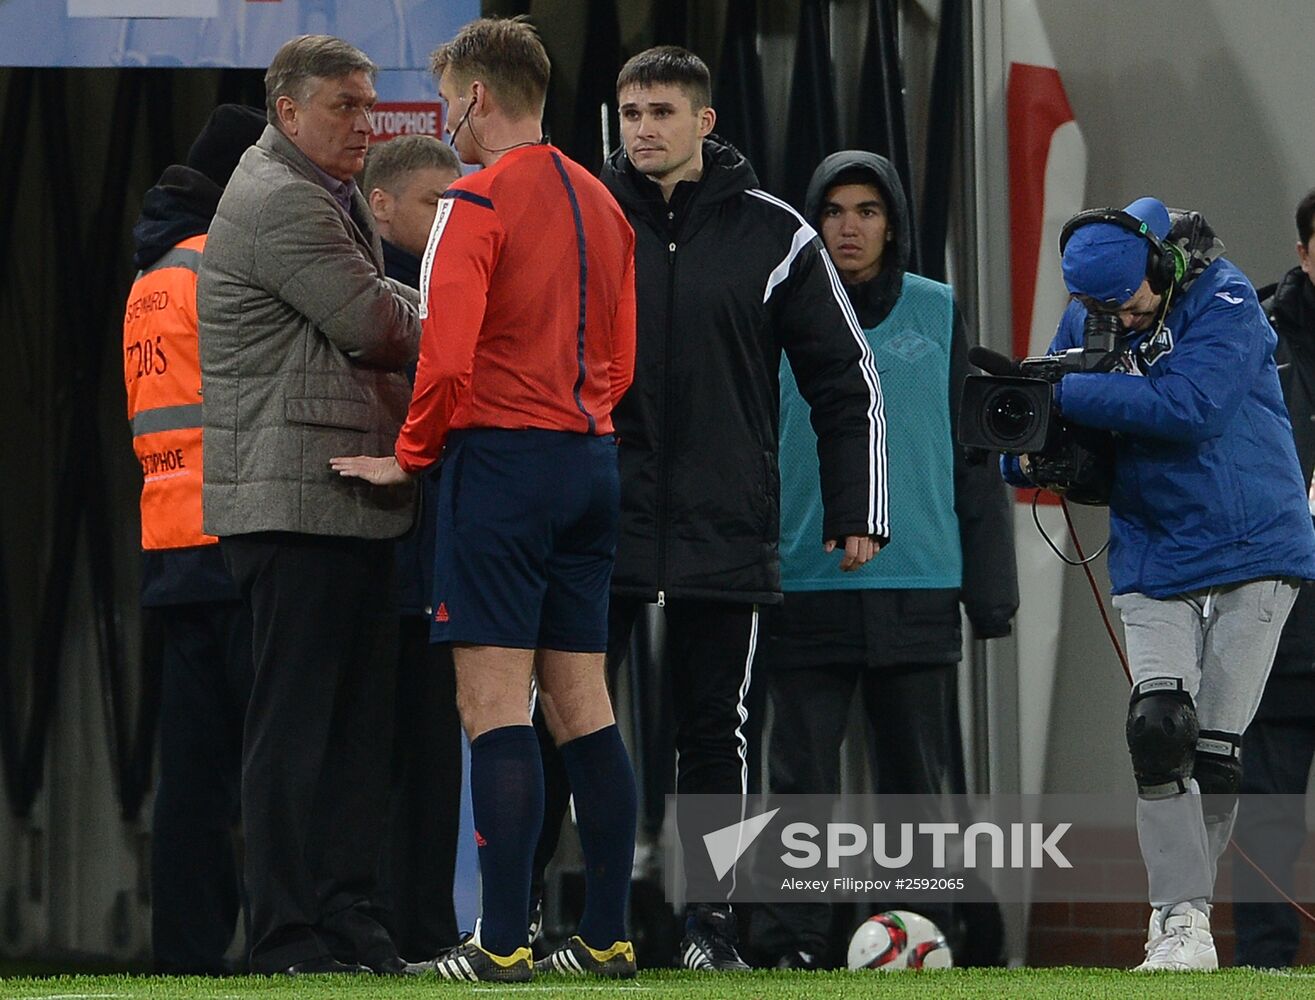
[968,345,1019,377]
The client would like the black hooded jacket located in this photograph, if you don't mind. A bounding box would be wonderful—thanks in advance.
[1257,268,1315,715]
[134,165,223,270]
[600,136,888,603]
[803,151,912,329]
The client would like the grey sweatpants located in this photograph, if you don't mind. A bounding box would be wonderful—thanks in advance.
[1114,578,1298,908]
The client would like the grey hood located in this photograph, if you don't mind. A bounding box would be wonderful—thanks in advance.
[803,150,911,279]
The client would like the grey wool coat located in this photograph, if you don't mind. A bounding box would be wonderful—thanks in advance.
[198,125,421,540]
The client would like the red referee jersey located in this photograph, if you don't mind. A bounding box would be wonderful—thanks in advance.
[394,143,636,474]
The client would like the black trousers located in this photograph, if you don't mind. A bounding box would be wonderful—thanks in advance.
[1232,716,1315,968]
[767,663,963,795]
[534,597,761,902]
[753,662,963,963]
[222,532,399,972]
[375,619,462,960]
[151,600,253,974]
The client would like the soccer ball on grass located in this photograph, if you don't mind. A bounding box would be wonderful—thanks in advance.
[846,910,953,970]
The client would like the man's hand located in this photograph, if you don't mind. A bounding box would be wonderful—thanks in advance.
[329,454,411,486]
[824,534,882,572]
[1020,453,1068,494]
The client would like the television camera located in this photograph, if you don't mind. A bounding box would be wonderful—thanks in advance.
[958,311,1119,506]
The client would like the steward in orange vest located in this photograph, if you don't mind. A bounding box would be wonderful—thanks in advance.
[124,103,265,975]
[127,107,266,605]
[125,230,211,552]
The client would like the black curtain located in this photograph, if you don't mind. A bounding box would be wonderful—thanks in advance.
[652,0,687,46]
[710,0,767,180]
[919,0,964,282]
[854,0,919,272]
[215,68,266,126]
[782,0,840,211]
[0,68,177,822]
[567,0,624,171]
[712,0,769,179]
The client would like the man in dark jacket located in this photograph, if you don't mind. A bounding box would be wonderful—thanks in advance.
[753,151,1018,969]
[360,135,463,963]
[536,46,888,972]
[125,103,266,974]
[1231,187,1315,968]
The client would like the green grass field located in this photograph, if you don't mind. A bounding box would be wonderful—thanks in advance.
[1,968,1313,1000]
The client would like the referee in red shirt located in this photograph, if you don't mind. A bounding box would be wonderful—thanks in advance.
[332,16,638,983]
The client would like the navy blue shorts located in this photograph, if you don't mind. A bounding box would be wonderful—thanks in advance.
[429,428,619,651]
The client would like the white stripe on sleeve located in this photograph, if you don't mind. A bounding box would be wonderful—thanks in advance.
[417,196,455,321]
[747,188,888,537]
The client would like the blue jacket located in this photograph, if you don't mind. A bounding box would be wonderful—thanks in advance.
[1038,255,1315,597]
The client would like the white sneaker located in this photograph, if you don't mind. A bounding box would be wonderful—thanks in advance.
[1145,906,1164,941]
[1133,903,1218,971]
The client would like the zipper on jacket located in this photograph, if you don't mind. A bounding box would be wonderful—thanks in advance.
[656,232,677,604]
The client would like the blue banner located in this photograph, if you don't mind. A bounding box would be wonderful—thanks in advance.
[374,69,440,107]
[0,0,478,68]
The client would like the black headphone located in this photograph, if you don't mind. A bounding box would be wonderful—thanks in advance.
[1058,208,1186,294]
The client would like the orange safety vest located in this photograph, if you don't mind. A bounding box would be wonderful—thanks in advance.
[123,233,216,550]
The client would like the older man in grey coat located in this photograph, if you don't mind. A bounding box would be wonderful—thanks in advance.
[197,34,420,976]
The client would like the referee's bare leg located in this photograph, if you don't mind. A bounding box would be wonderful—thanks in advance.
[539,650,639,959]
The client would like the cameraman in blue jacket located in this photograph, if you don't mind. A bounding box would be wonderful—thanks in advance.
[1007,197,1315,970]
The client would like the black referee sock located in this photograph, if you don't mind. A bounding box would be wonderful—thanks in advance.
[469,724,543,956]
[560,724,637,949]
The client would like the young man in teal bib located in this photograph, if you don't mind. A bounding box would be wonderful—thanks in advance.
[754,151,1017,969]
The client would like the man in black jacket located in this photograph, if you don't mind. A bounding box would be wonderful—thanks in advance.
[536,46,888,971]
[1230,187,1315,968]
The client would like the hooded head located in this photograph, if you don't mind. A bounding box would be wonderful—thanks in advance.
[185,104,267,189]
[804,151,910,284]
[133,105,267,270]
[1061,196,1173,304]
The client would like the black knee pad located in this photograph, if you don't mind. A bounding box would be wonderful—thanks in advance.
[1195,729,1242,820]
[1126,677,1199,798]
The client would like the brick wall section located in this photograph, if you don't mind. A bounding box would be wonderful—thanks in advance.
[1029,900,1315,967]
[1027,834,1315,967]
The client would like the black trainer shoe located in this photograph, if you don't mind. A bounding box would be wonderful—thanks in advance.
[544,935,637,978]
[413,933,533,983]
[678,905,751,971]
[528,898,543,945]
[775,949,824,970]
[276,957,370,975]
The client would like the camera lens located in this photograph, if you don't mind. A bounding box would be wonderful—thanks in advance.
[986,388,1039,443]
